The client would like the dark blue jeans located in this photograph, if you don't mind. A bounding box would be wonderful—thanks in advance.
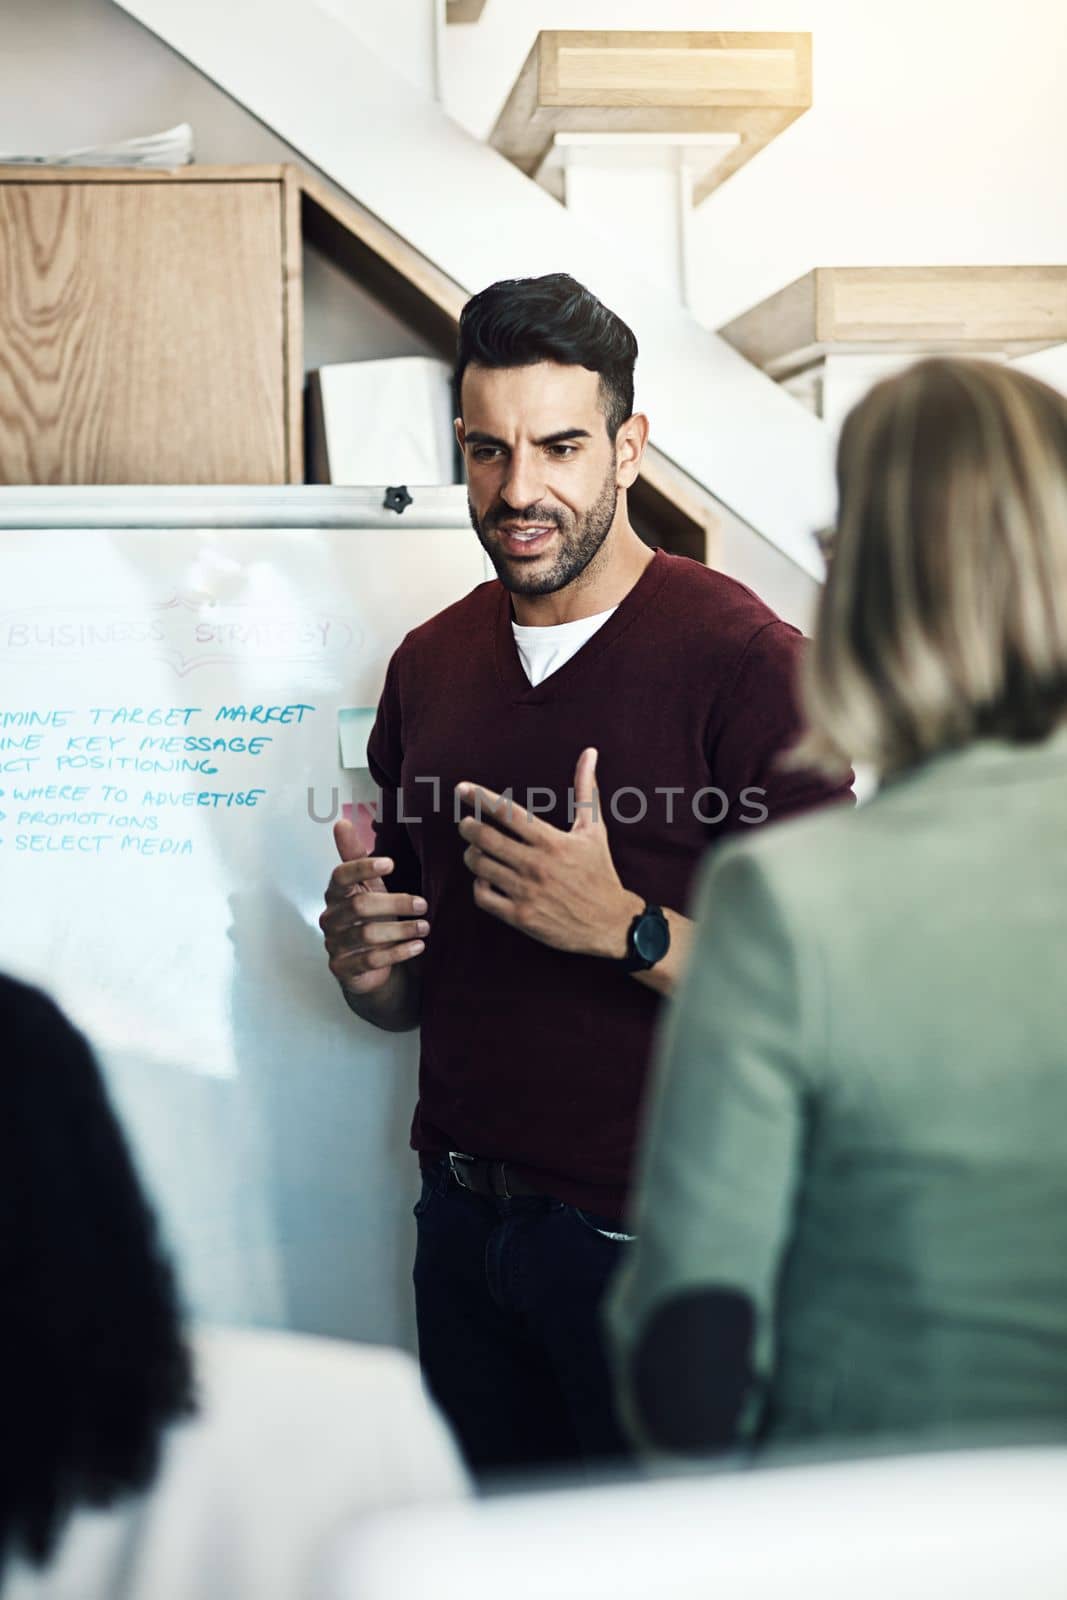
[413,1155,634,1478]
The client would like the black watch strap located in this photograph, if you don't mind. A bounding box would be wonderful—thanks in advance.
[620,901,670,973]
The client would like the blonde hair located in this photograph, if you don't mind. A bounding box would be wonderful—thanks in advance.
[793,358,1067,779]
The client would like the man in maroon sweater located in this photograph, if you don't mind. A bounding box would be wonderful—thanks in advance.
[320,274,851,1476]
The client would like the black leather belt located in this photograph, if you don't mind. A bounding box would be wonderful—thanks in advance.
[445,1150,547,1199]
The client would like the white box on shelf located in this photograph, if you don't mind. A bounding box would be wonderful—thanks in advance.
[307,356,458,485]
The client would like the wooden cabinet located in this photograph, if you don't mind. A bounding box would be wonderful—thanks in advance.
[0,165,302,485]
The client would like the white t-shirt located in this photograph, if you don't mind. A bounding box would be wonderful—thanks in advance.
[511,605,619,687]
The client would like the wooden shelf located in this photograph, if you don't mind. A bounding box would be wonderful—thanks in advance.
[0,157,719,558]
[490,31,811,206]
[0,164,303,485]
[447,0,487,21]
[0,165,290,184]
[299,168,464,354]
[719,266,1067,379]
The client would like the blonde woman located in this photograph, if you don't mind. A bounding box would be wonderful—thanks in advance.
[608,358,1067,1454]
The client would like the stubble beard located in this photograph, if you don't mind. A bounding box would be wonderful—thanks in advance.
[469,458,620,597]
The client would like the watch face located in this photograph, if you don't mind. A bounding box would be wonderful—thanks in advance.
[633,910,670,965]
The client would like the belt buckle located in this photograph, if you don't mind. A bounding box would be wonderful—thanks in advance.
[447,1150,477,1191]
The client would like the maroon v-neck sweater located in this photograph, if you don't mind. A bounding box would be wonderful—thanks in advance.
[367,548,851,1218]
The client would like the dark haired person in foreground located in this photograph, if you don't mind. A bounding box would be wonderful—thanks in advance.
[1,977,467,1598]
[0,973,195,1584]
[609,358,1067,1456]
[321,273,852,1475]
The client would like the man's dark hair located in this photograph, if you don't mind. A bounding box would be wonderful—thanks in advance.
[0,975,196,1576]
[454,273,638,439]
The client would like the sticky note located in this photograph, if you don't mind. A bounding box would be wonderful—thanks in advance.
[338,707,377,770]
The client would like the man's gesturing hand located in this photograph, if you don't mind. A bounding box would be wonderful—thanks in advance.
[320,818,430,996]
[456,746,641,959]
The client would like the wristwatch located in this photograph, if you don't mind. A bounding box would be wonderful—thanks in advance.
[620,901,670,973]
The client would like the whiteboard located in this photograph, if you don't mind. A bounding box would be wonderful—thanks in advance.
[0,490,487,1350]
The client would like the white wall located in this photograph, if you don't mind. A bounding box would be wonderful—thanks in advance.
[316,0,437,97]
[1017,345,1067,396]
[0,0,439,380]
[441,0,1067,330]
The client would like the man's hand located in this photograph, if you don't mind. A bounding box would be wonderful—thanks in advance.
[456,747,641,959]
[320,819,430,997]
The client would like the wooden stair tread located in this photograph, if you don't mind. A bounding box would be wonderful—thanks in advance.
[490,31,811,205]
[720,266,1067,378]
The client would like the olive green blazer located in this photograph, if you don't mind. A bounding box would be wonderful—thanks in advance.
[609,727,1067,1449]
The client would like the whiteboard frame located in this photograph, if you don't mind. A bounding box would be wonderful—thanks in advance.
[0,485,471,530]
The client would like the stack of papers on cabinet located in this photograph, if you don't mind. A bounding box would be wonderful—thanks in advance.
[0,124,194,168]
